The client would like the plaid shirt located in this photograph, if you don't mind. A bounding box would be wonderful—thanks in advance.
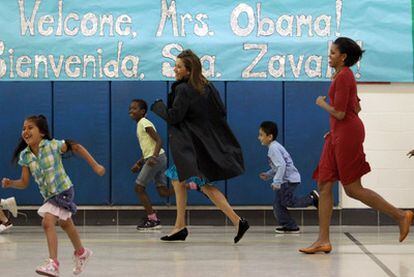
[18,139,73,200]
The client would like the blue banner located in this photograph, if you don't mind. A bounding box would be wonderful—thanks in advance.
[0,0,412,81]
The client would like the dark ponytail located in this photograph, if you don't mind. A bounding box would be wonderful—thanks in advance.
[334,37,365,67]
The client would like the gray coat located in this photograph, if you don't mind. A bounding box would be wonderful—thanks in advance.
[151,80,244,182]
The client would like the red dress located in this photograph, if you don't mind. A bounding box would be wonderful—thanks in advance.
[313,67,371,185]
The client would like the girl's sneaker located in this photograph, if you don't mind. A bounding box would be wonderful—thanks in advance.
[1,197,18,217]
[35,259,59,277]
[137,218,161,230]
[73,248,93,275]
[0,220,13,233]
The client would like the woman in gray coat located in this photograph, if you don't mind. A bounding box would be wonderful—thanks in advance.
[151,49,249,243]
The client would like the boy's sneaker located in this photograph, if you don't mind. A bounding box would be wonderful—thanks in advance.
[310,190,319,208]
[73,248,93,275]
[1,197,18,217]
[35,258,59,277]
[0,220,13,233]
[275,227,300,234]
[137,218,161,230]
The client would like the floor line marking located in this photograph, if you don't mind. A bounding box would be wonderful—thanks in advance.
[344,232,397,277]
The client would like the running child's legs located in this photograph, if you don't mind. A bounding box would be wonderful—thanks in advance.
[273,188,296,228]
[157,186,174,197]
[285,184,315,208]
[42,213,59,259]
[134,155,168,215]
[135,184,155,215]
[273,183,314,229]
[0,209,7,222]
[59,217,83,252]
[154,165,174,197]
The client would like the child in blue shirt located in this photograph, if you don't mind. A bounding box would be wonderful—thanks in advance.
[258,121,319,233]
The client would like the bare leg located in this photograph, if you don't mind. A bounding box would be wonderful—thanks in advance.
[301,182,335,250]
[135,184,154,215]
[42,213,59,259]
[343,179,405,221]
[201,185,240,227]
[59,218,83,252]
[157,186,175,197]
[316,182,335,245]
[169,180,187,235]
[0,209,7,222]
[344,179,412,241]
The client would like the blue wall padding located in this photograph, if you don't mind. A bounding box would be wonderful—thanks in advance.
[53,82,110,204]
[226,82,284,204]
[0,81,336,206]
[0,82,53,204]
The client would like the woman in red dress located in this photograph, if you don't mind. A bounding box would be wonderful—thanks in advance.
[300,37,413,254]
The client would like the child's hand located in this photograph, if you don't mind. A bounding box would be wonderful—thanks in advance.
[147,157,158,167]
[1,178,11,188]
[316,96,327,107]
[259,173,270,181]
[131,160,143,173]
[93,164,106,176]
[271,183,281,190]
[408,149,414,158]
[131,163,140,173]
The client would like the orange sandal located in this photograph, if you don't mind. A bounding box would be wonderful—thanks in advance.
[399,210,414,242]
[299,244,332,254]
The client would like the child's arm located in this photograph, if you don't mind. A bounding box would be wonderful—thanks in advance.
[2,166,30,189]
[145,126,163,166]
[268,150,286,190]
[259,169,275,181]
[67,143,105,176]
[131,158,144,173]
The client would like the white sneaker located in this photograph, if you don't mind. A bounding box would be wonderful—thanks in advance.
[73,248,93,275]
[35,258,59,277]
[1,197,18,218]
[0,220,13,233]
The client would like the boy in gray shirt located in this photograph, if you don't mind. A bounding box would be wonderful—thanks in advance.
[258,121,318,233]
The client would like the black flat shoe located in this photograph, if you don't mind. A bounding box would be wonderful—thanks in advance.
[161,227,188,241]
[234,218,249,243]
